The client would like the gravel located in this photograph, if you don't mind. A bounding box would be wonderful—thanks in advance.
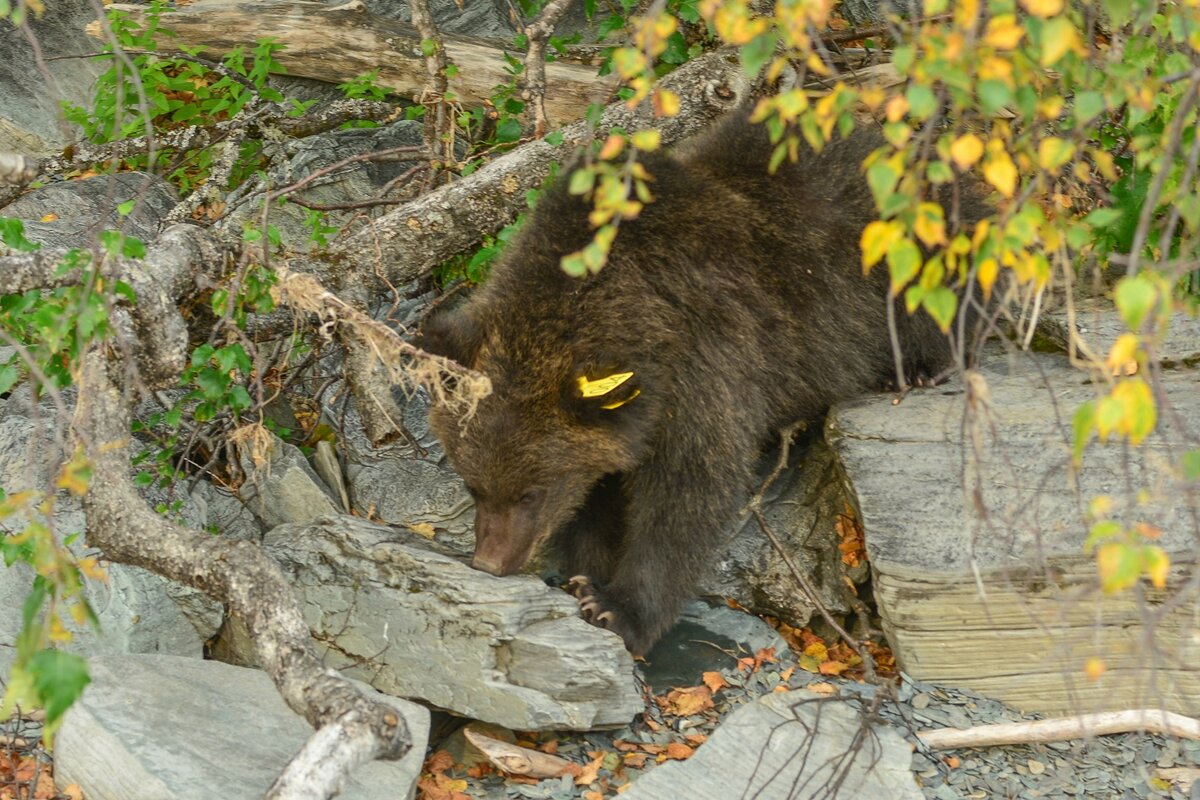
[427,640,1199,800]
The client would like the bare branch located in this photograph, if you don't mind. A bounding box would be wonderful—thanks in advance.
[521,0,577,137]
[327,48,749,287]
[918,709,1200,750]
[407,0,454,166]
[33,100,397,178]
[74,351,412,796]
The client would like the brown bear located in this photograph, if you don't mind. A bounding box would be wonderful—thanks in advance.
[416,108,985,656]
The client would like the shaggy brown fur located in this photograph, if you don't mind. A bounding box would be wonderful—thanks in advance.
[417,109,985,655]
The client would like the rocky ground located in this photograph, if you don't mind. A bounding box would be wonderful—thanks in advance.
[411,608,1200,800]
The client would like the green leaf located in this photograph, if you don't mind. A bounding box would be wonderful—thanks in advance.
[494,118,523,144]
[29,649,90,728]
[568,168,596,196]
[561,252,587,277]
[922,286,958,332]
[905,84,937,119]
[1074,91,1105,125]
[1085,520,1123,550]
[1072,401,1094,462]
[1182,450,1200,481]
[0,218,40,252]
[1114,274,1157,332]
[1084,207,1123,229]
[886,237,922,293]
[196,369,229,400]
[740,31,777,78]
[865,159,900,209]
[116,200,136,217]
[1102,0,1134,26]
[978,80,1013,115]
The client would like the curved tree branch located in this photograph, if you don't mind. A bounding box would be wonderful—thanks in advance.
[326,47,749,288]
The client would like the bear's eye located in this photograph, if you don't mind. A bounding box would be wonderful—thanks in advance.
[518,489,542,506]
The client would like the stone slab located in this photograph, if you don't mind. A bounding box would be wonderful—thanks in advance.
[622,690,920,800]
[54,654,429,800]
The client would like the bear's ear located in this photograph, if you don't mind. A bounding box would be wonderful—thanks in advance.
[565,367,642,420]
[413,309,484,368]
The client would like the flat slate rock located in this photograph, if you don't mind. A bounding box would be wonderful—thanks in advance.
[261,515,644,731]
[621,689,921,800]
[1040,301,1200,366]
[828,349,1200,716]
[54,654,429,800]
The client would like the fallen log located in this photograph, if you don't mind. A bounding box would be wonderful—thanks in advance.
[90,0,618,124]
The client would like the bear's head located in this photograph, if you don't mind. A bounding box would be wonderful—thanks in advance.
[416,308,652,575]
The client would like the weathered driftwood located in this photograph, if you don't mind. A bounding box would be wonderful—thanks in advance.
[463,728,575,778]
[918,709,1200,750]
[91,0,617,124]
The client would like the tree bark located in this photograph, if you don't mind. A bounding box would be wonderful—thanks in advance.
[325,48,749,288]
[94,0,617,124]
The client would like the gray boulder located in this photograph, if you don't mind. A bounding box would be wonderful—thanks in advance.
[237,433,341,529]
[340,388,478,555]
[0,410,221,674]
[0,1,104,154]
[829,348,1200,715]
[257,515,644,731]
[0,172,178,252]
[703,438,857,630]
[54,653,429,800]
[622,689,920,800]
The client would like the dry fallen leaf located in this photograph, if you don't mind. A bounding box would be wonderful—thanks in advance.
[806,681,837,695]
[701,671,729,692]
[664,742,695,760]
[407,521,437,539]
[663,685,714,717]
[623,751,649,768]
[575,752,606,786]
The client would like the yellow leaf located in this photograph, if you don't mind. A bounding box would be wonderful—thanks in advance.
[1143,545,1170,588]
[983,143,1018,197]
[1037,137,1076,174]
[978,257,999,300]
[1111,377,1156,444]
[984,14,1025,49]
[885,94,909,123]
[631,129,661,151]
[914,202,948,247]
[803,642,829,662]
[598,135,625,161]
[1104,331,1132,371]
[653,89,680,117]
[78,556,108,580]
[407,522,437,539]
[950,133,985,169]
[1084,658,1106,680]
[1088,495,1113,518]
[1040,16,1081,66]
[1038,96,1065,120]
[859,86,886,111]
[860,220,904,271]
[1020,0,1062,17]
[1092,149,1118,181]
[40,212,58,223]
[1096,541,1139,593]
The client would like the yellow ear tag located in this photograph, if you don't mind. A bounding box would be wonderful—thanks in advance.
[577,371,634,398]
[600,388,640,410]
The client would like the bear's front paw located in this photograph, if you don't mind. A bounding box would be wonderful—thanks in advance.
[566,575,651,656]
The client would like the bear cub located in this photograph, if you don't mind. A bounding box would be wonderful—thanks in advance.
[418,108,982,656]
